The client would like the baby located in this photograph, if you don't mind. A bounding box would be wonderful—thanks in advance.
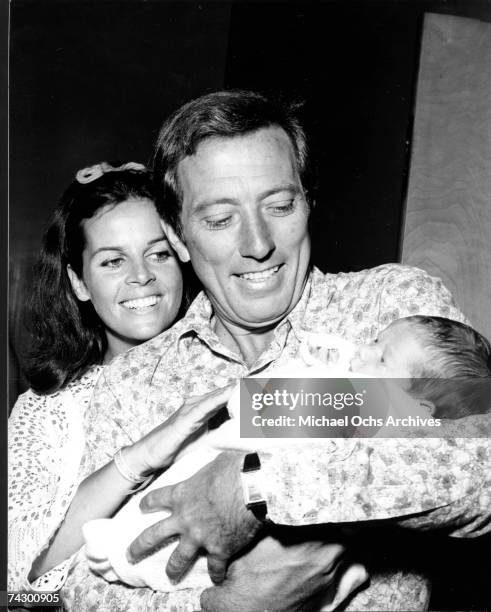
[82,316,490,603]
[350,315,491,418]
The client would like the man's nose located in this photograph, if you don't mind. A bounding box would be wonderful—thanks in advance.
[126,259,156,285]
[238,213,275,260]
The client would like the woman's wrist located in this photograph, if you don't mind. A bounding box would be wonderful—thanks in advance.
[129,419,193,473]
[117,442,154,478]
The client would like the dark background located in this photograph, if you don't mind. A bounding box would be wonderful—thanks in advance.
[9,1,491,609]
[10,0,491,396]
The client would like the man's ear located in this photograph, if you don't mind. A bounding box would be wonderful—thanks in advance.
[67,265,91,302]
[419,399,436,416]
[161,220,190,263]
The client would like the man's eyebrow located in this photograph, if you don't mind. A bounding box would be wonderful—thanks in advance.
[91,235,168,257]
[147,236,169,247]
[191,184,301,215]
[258,184,301,200]
[191,199,238,215]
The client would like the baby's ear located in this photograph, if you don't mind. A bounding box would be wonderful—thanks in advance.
[419,399,436,416]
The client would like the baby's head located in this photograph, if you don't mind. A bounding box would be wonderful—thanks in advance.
[351,316,491,418]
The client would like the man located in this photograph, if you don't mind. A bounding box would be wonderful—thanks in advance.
[65,91,489,611]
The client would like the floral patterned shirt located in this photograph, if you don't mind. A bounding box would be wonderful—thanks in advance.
[63,264,491,611]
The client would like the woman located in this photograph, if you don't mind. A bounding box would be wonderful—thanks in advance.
[8,162,231,594]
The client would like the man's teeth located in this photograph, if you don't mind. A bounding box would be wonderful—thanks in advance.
[239,266,280,281]
[121,296,160,310]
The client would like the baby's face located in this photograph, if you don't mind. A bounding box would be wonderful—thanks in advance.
[350,319,427,377]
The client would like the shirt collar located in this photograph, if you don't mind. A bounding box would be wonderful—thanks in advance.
[173,292,242,364]
[173,267,324,366]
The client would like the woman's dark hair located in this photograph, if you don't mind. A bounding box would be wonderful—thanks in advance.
[24,164,161,394]
[152,89,313,237]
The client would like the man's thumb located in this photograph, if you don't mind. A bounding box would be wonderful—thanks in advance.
[200,586,224,612]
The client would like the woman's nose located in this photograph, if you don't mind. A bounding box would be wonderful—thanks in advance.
[126,259,156,285]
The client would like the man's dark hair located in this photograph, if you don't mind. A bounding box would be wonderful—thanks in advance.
[152,90,312,236]
[407,316,491,418]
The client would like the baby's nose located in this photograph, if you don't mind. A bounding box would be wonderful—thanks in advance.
[350,344,377,371]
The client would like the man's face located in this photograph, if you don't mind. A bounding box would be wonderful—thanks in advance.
[173,126,311,330]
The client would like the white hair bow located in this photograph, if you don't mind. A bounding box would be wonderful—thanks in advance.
[75,161,147,184]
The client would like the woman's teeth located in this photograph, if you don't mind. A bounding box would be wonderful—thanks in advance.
[121,296,160,310]
[239,265,280,281]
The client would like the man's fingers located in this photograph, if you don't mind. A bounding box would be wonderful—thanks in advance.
[165,540,200,582]
[127,516,179,564]
[139,485,174,513]
[207,554,228,584]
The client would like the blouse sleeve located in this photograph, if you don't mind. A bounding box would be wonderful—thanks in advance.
[8,380,90,591]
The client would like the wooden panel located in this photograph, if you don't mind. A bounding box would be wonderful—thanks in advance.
[402,13,491,340]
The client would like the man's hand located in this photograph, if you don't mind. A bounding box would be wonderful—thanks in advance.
[200,526,356,612]
[127,451,263,583]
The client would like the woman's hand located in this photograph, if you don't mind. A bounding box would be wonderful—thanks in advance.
[124,384,235,476]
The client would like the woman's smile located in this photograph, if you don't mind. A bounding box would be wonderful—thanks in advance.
[120,294,163,311]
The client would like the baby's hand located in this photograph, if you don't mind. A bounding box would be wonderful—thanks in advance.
[299,332,357,369]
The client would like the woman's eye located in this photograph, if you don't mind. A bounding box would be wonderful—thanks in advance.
[204,216,232,230]
[101,257,124,269]
[148,250,171,263]
[268,200,295,215]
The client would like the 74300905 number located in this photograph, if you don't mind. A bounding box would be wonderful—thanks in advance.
[6,591,61,607]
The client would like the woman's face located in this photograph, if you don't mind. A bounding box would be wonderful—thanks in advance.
[68,198,183,360]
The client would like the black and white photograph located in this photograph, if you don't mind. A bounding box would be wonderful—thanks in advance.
[7,1,491,610]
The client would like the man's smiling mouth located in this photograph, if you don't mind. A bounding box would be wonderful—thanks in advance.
[236,265,282,282]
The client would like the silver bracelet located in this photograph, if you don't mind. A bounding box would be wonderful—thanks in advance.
[113,446,150,487]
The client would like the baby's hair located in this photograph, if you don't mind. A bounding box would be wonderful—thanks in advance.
[405,316,491,418]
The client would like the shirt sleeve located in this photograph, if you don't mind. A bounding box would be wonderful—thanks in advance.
[258,435,490,535]
[8,389,86,591]
[83,368,146,475]
[258,266,490,535]
[372,264,468,327]
[29,559,73,592]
